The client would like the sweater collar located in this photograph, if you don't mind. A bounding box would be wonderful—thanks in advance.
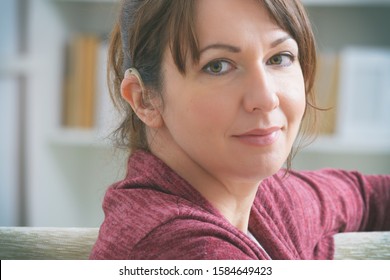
[116,149,222,217]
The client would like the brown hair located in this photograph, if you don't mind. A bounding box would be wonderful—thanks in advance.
[108,0,317,166]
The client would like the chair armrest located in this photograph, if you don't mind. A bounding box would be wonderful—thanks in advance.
[334,231,390,260]
[0,227,98,260]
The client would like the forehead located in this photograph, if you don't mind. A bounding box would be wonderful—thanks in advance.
[195,0,285,46]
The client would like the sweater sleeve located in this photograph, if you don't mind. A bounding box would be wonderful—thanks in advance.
[288,169,390,234]
[129,219,264,260]
[355,172,390,231]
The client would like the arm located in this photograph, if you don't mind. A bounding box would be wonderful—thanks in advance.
[289,169,390,234]
[357,172,390,231]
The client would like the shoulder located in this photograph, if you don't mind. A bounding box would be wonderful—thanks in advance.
[272,168,390,199]
[91,186,193,259]
[270,168,362,184]
[255,169,368,225]
[262,168,371,194]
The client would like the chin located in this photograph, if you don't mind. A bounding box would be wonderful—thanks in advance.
[233,158,285,183]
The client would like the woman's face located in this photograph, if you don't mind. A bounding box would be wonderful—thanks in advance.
[156,0,305,184]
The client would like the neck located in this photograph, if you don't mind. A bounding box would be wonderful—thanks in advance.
[185,168,259,232]
[210,185,258,233]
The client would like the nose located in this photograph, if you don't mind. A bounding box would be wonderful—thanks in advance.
[242,65,279,113]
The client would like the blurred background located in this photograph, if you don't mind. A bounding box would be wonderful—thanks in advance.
[1,0,390,227]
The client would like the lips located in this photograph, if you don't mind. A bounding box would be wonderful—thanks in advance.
[233,127,281,146]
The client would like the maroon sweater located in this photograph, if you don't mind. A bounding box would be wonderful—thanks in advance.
[90,150,390,259]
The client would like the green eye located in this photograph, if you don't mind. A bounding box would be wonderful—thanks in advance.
[209,61,223,73]
[203,60,234,75]
[269,55,283,65]
[267,53,294,67]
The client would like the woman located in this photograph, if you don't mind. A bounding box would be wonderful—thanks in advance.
[90,0,390,259]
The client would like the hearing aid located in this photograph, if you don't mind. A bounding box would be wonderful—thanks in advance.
[124,68,145,93]
[124,67,151,107]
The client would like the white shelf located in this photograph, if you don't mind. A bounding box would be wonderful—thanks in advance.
[0,56,32,76]
[302,135,390,154]
[50,128,112,148]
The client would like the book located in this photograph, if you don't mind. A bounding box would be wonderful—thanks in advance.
[62,35,99,129]
[314,53,340,135]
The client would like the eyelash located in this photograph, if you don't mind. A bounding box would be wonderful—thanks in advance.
[266,52,296,67]
[202,59,235,76]
[202,52,296,76]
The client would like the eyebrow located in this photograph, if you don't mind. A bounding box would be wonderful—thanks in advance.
[199,44,241,55]
[199,35,295,56]
[270,35,294,48]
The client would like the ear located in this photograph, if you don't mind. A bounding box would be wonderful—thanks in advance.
[121,71,163,129]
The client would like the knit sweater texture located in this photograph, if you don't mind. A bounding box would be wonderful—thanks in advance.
[90,150,390,259]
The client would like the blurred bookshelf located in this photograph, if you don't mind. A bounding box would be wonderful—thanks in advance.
[296,1,390,172]
[2,0,389,227]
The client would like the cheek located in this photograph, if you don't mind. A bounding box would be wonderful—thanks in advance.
[194,94,233,120]
[296,80,307,121]
[178,84,237,130]
[162,87,222,139]
[284,74,306,120]
[278,74,306,139]
[291,90,306,121]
